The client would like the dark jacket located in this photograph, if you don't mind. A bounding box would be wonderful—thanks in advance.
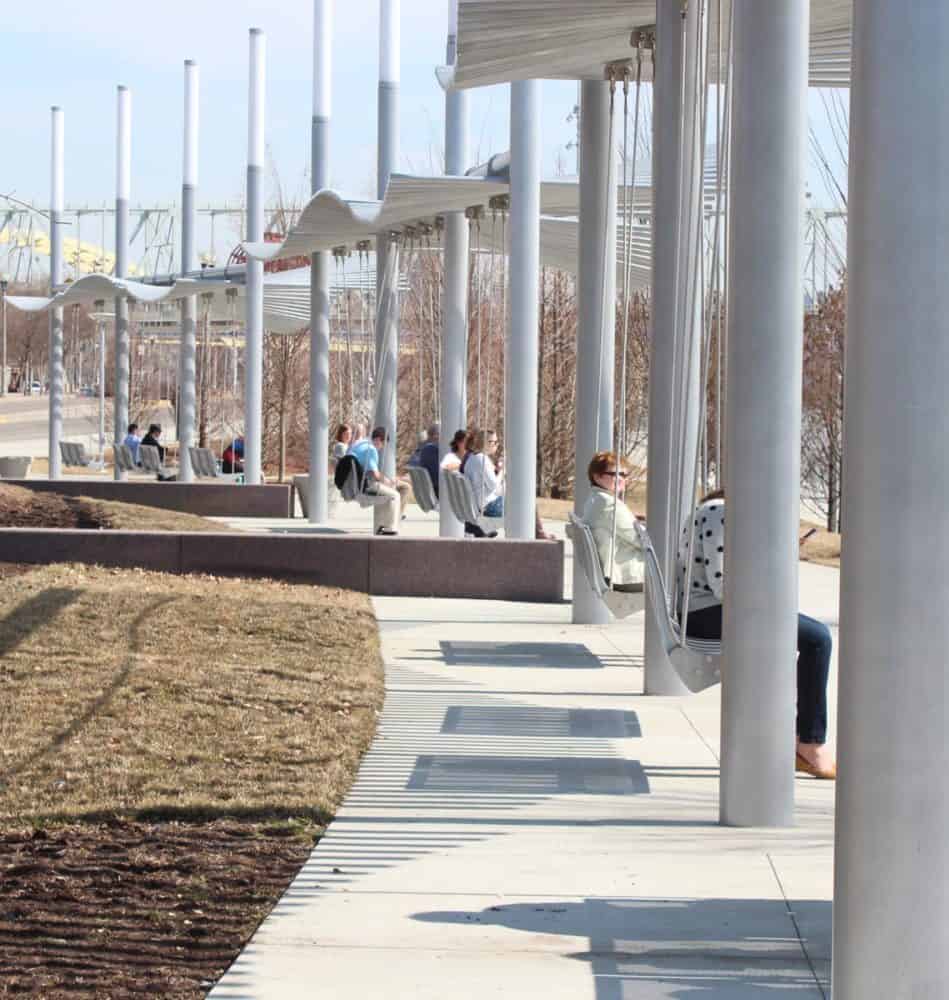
[418,441,440,497]
[140,433,164,463]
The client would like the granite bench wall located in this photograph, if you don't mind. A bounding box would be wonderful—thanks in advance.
[0,530,564,603]
[3,480,292,518]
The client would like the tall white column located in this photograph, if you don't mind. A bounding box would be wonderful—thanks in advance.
[95,300,106,462]
[178,59,199,483]
[720,0,808,827]
[645,1,691,693]
[48,106,64,481]
[114,86,131,480]
[572,79,616,622]
[504,80,541,540]
[439,0,469,538]
[244,28,266,485]
[309,0,333,522]
[833,4,949,995]
[375,0,400,476]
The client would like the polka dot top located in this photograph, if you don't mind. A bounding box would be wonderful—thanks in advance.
[675,499,725,615]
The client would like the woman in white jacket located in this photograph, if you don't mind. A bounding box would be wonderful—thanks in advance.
[581,451,645,592]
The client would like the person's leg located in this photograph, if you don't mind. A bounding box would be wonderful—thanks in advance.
[397,480,411,519]
[685,604,723,640]
[483,496,504,518]
[795,613,834,775]
[372,483,399,533]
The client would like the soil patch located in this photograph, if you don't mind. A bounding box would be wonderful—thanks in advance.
[0,485,232,533]
[0,563,384,997]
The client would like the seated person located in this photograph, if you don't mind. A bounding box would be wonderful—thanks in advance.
[123,423,142,465]
[581,451,644,592]
[348,426,405,536]
[140,423,175,481]
[416,423,441,496]
[676,489,836,780]
[222,436,244,474]
[440,429,467,473]
[464,429,504,517]
[332,423,352,463]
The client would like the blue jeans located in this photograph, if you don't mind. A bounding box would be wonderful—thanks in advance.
[482,496,504,518]
[685,606,831,744]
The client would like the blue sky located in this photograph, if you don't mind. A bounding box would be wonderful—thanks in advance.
[3,1,579,207]
[3,1,846,269]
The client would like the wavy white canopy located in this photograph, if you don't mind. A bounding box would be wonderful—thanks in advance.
[5,274,236,313]
[451,0,852,89]
[242,175,510,264]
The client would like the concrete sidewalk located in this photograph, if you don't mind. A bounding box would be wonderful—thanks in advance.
[209,566,837,998]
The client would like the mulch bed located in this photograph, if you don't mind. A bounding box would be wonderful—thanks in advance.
[0,820,315,998]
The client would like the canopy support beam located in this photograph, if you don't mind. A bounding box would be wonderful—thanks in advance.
[178,60,198,483]
[244,28,265,485]
[309,0,332,523]
[48,106,64,481]
[114,86,131,481]
[439,1,469,538]
[504,79,541,541]
[572,78,616,623]
[720,0,809,827]
[833,3,949,992]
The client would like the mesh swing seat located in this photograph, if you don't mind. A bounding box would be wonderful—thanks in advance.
[632,520,721,694]
[442,470,501,535]
[566,513,645,619]
[407,465,438,513]
[60,441,101,469]
[188,446,243,483]
[339,460,390,510]
[444,470,481,524]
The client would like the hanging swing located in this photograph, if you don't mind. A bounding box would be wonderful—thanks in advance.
[634,4,731,694]
[567,52,646,621]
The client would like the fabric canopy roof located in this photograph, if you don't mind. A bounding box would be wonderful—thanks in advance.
[242,175,510,264]
[451,0,852,89]
[5,274,236,314]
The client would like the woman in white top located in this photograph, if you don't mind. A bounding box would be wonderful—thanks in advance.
[581,451,645,591]
[463,428,504,517]
[440,429,467,472]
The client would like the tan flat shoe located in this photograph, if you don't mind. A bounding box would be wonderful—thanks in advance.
[796,752,837,780]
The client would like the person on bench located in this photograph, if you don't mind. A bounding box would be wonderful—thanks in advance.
[123,423,142,466]
[222,436,244,474]
[349,426,404,536]
[141,423,175,481]
[677,489,836,780]
[581,450,644,592]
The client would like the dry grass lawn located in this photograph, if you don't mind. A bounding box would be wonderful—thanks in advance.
[0,563,382,824]
[0,483,234,533]
[0,563,383,995]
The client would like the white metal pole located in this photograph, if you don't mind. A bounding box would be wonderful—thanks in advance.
[376,0,400,477]
[504,80,541,540]
[178,60,199,482]
[645,0,691,693]
[439,0,469,538]
[95,300,106,462]
[572,79,616,622]
[48,106,65,481]
[833,4,949,994]
[244,28,266,485]
[309,0,332,522]
[114,85,131,481]
[720,0,808,827]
